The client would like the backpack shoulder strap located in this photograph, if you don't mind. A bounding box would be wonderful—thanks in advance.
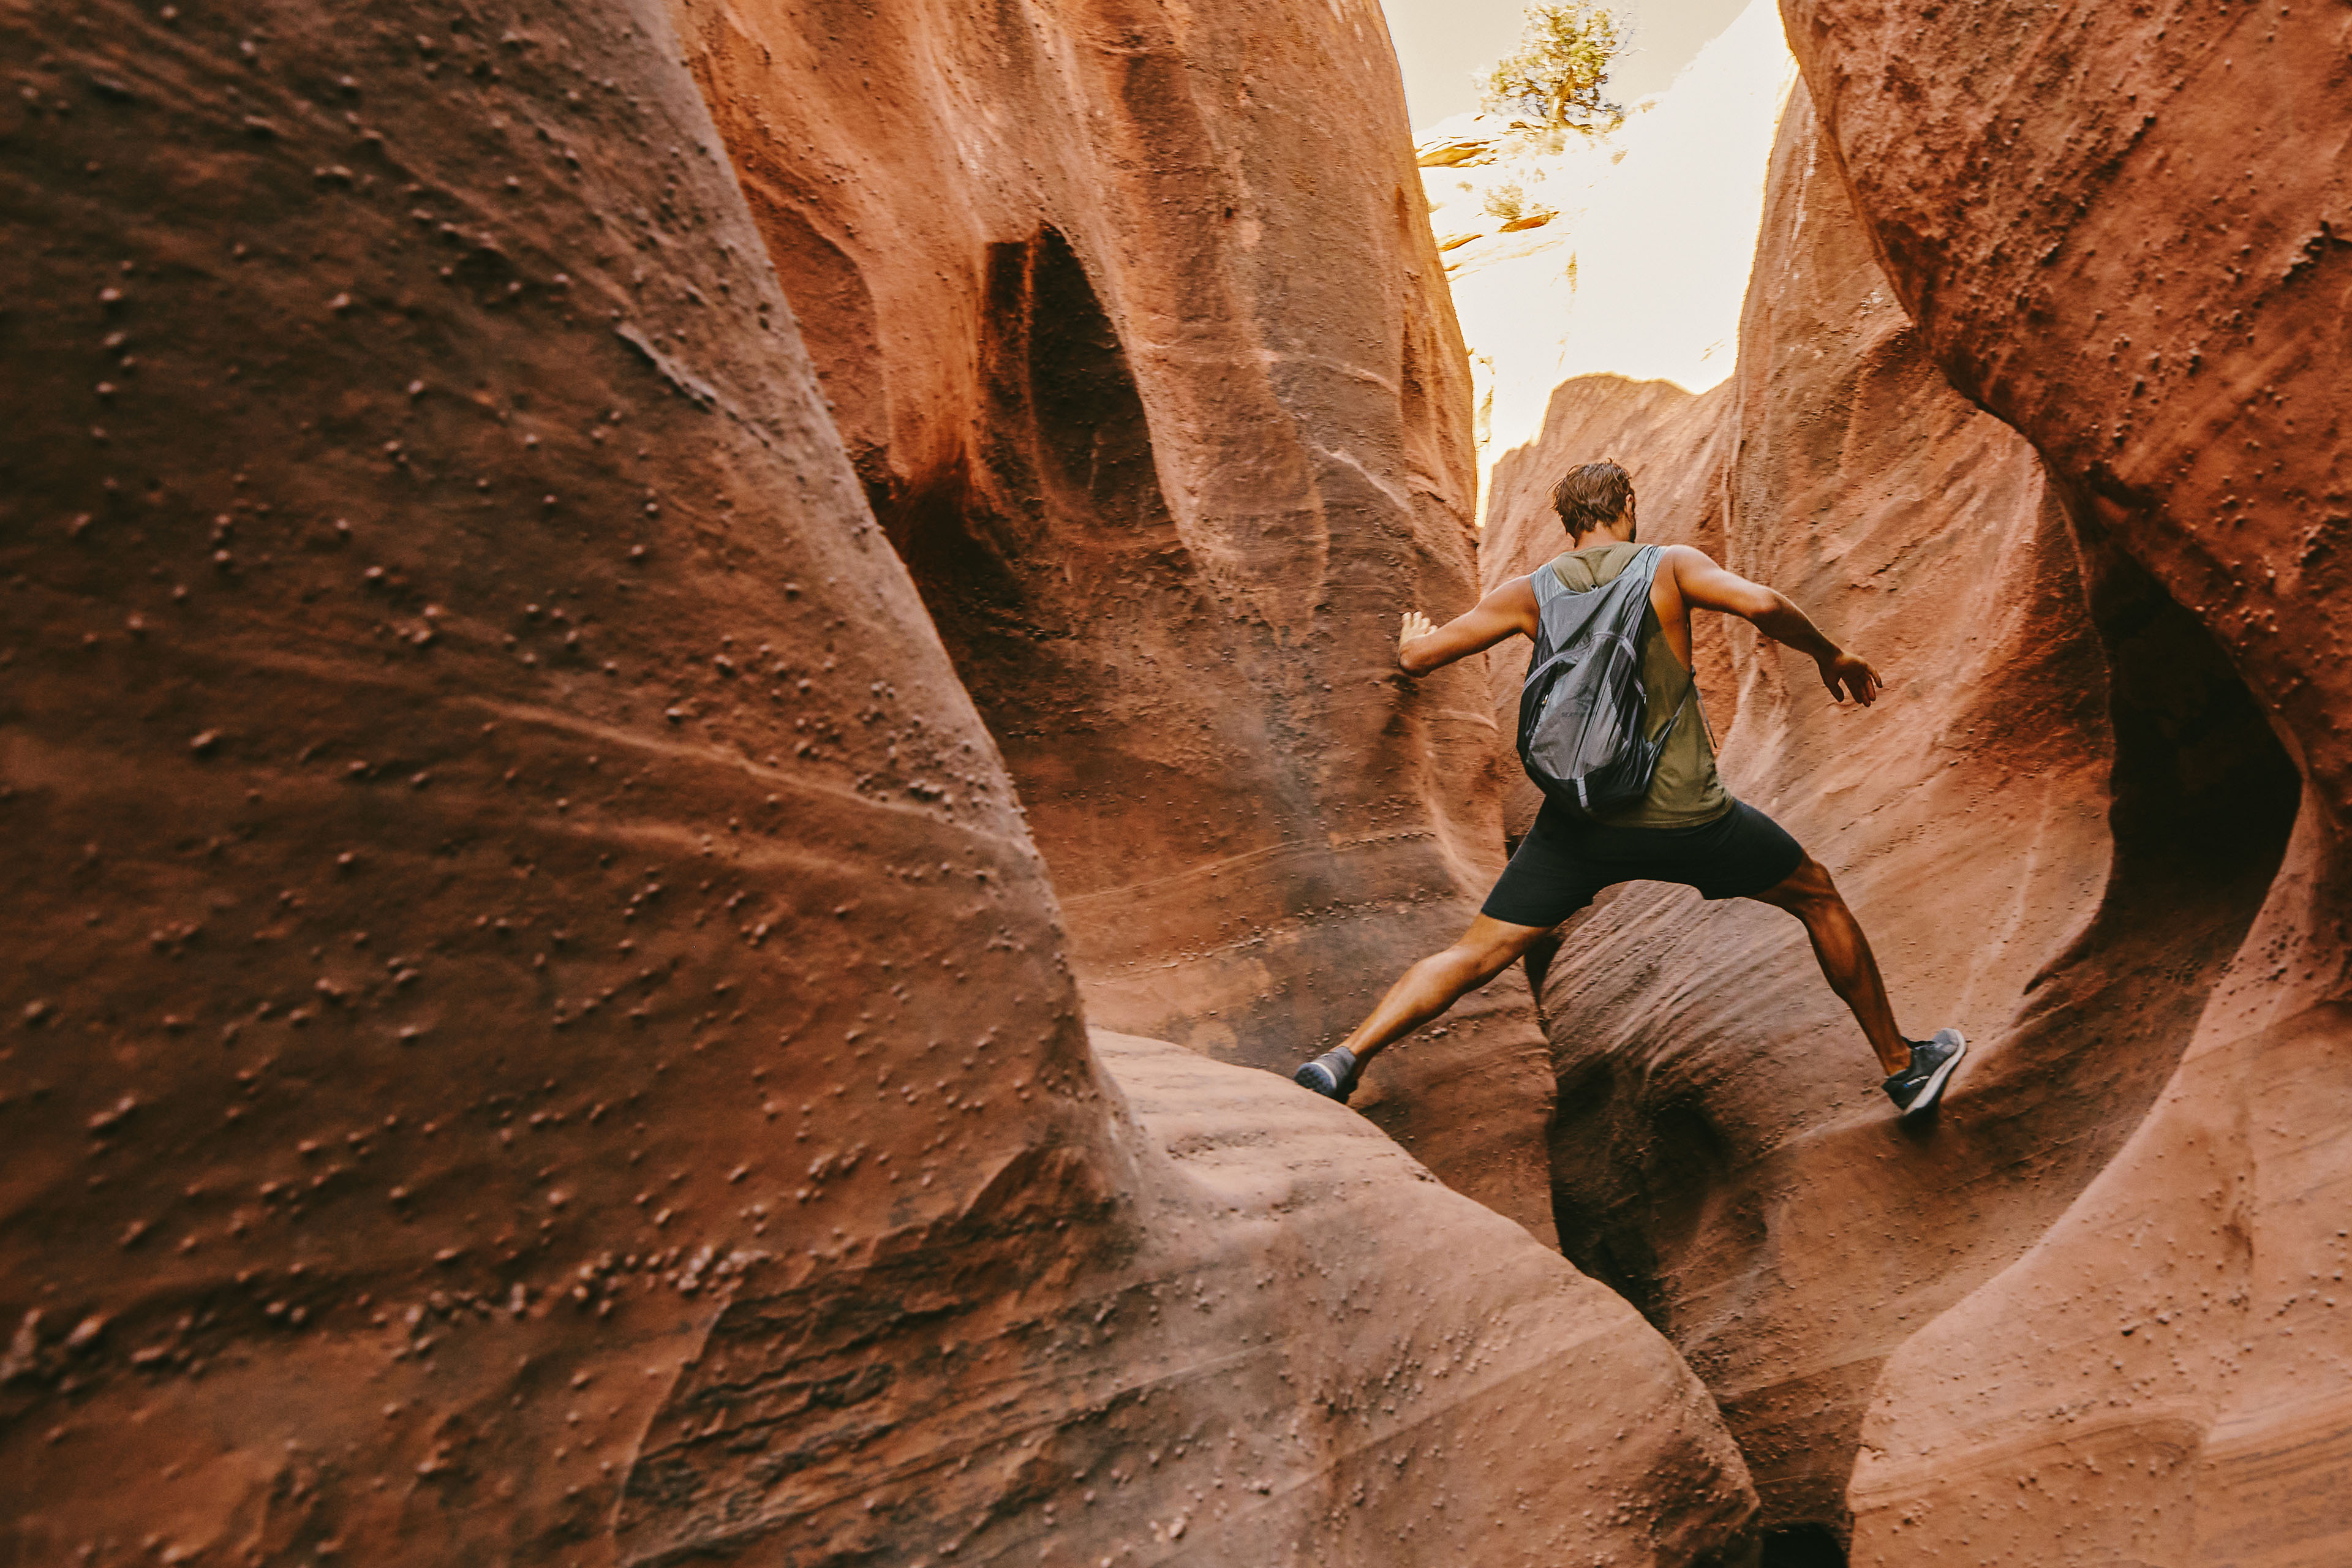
[1630,545,1709,743]
[1531,554,1574,606]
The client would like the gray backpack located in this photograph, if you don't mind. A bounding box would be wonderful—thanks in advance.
[1515,546,1692,813]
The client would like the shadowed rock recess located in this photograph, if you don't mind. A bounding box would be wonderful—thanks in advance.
[0,1,1754,1565]
[666,0,1560,1238]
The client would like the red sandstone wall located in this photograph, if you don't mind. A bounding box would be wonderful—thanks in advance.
[23,0,2332,1555]
[0,0,1098,1555]
[666,0,1561,1239]
[0,1,1758,1563]
[1777,0,2352,1559]
[1480,86,2298,1544]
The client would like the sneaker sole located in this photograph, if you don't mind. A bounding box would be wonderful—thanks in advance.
[1900,1029,1967,1120]
[1292,1062,1356,1104]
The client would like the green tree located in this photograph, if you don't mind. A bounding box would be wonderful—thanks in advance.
[1479,2,1625,135]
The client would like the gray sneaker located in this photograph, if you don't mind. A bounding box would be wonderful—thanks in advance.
[1883,1029,1966,1118]
[1293,1047,1360,1104]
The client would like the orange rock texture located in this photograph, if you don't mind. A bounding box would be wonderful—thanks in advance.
[10,0,2349,1560]
[1781,0,2352,1560]
[0,1,1754,1565]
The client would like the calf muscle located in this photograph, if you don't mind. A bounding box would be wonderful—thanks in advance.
[1338,916,1550,1065]
[1749,858,1909,1074]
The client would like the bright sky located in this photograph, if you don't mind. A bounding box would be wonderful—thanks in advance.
[1379,0,1753,129]
[1415,0,1796,498]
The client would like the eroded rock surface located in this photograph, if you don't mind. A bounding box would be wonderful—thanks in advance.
[1778,1,2352,1559]
[1477,86,2296,1542]
[0,1,1755,1563]
[0,0,1087,1558]
[636,1031,1759,1564]
[667,0,1559,1237]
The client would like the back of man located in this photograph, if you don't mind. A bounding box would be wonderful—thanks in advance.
[1292,460,1967,1123]
[1543,540,1728,831]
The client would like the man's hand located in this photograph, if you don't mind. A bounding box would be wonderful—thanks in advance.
[1399,609,1436,669]
[1392,583,1542,676]
[1818,650,1884,707]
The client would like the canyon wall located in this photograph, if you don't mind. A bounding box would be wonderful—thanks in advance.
[1480,85,2297,1547]
[665,0,1561,1238]
[1777,0,2352,1561]
[0,1,1757,1564]
[18,0,2340,1558]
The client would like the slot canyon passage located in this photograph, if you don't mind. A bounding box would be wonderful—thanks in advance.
[0,0,2346,1565]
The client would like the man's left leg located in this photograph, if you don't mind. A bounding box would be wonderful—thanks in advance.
[1747,854,1966,1114]
[1745,855,1908,1074]
[1294,914,1552,1101]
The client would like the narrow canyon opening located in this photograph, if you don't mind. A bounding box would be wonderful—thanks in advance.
[705,0,2318,1550]
[7,0,2345,1564]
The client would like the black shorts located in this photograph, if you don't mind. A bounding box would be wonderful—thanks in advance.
[1480,799,1806,929]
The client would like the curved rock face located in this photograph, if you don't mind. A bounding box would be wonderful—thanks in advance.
[1777,1,2352,1559]
[643,1030,1760,1566]
[1479,86,2297,1542]
[668,0,1559,1237]
[0,1,1757,1563]
[1783,0,2352,817]
[0,0,1096,1556]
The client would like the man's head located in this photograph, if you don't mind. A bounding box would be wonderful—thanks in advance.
[1551,460,1635,541]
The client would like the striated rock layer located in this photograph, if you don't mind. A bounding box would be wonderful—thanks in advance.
[0,1,1756,1563]
[659,1029,1760,1566]
[1777,0,2352,1560]
[0,0,1084,1556]
[667,0,1558,1236]
[1478,85,2297,1543]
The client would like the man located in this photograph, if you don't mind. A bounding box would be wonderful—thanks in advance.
[1295,460,1964,1118]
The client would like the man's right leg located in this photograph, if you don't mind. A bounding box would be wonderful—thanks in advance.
[1294,915,1552,1099]
[1298,801,1595,1101]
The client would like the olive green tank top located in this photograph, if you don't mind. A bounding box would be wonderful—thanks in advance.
[1545,543,1730,829]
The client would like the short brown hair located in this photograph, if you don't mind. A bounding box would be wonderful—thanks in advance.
[1551,461,1634,537]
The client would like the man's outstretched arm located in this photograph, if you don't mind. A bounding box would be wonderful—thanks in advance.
[1662,545,1884,705]
[1397,576,1542,676]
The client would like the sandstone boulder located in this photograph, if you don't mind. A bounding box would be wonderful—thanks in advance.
[630,1029,1761,1564]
